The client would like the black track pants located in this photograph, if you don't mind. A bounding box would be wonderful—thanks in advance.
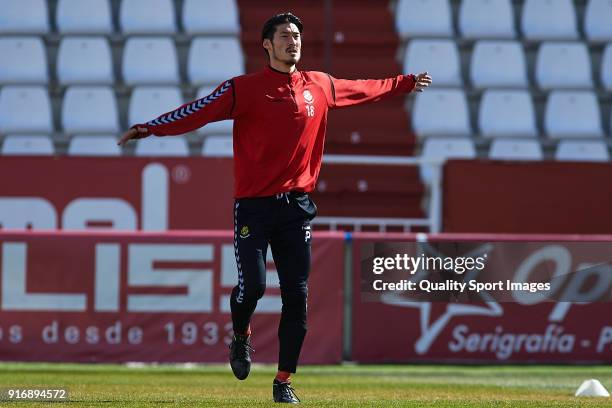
[230,192,317,373]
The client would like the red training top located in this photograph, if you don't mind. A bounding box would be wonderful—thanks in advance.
[133,66,416,198]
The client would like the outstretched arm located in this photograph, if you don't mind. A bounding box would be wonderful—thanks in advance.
[118,80,235,145]
[328,72,432,109]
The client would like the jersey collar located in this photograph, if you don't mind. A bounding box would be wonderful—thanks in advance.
[265,65,301,85]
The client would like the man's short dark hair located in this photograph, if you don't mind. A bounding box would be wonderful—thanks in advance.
[261,12,303,56]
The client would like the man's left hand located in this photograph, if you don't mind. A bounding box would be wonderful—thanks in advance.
[413,72,432,92]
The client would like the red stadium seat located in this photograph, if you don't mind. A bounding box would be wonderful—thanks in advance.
[311,163,425,220]
[326,102,414,156]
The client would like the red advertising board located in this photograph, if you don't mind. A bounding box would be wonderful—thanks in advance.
[443,160,612,234]
[0,230,345,364]
[351,233,612,363]
[0,157,235,230]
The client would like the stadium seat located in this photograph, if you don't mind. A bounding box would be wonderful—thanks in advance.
[459,0,515,39]
[183,0,240,35]
[188,37,245,85]
[201,135,233,157]
[2,135,54,156]
[478,90,537,138]
[395,0,453,39]
[56,0,113,34]
[522,0,578,40]
[411,89,471,137]
[313,163,425,219]
[57,37,114,85]
[0,0,49,34]
[403,40,461,87]
[602,44,612,91]
[555,140,609,162]
[585,0,612,42]
[68,135,121,156]
[195,86,234,135]
[135,136,189,156]
[489,139,543,161]
[128,86,183,125]
[62,87,119,134]
[0,86,52,133]
[119,0,176,34]
[420,138,476,183]
[536,42,593,89]
[545,91,603,138]
[122,37,179,85]
[470,41,527,89]
[326,102,414,156]
[0,37,48,84]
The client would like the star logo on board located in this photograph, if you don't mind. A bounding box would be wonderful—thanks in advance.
[380,241,502,354]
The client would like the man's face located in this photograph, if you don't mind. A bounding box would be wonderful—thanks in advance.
[264,22,301,66]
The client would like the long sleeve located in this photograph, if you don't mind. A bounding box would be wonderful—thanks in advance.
[328,74,416,109]
[132,80,235,137]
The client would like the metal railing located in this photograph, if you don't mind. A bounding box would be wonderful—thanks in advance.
[317,154,443,233]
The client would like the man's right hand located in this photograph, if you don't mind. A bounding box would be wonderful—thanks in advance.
[118,126,148,145]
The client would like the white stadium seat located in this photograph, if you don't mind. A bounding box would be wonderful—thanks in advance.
[57,37,114,85]
[489,139,543,161]
[403,40,461,87]
[459,0,515,39]
[420,138,476,183]
[555,140,609,162]
[0,37,48,84]
[479,90,537,138]
[585,0,612,42]
[0,86,52,133]
[522,0,578,40]
[545,91,603,139]
[68,135,121,156]
[412,89,471,137]
[536,42,593,90]
[395,0,452,39]
[188,37,245,85]
[56,0,113,34]
[183,0,240,35]
[202,135,233,157]
[120,0,176,34]
[128,86,183,125]
[470,41,527,88]
[122,37,179,85]
[196,86,233,135]
[602,44,612,91]
[62,87,119,134]
[0,0,49,34]
[135,137,189,156]
[2,135,54,156]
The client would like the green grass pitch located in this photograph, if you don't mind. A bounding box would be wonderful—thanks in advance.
[0,363,610,407]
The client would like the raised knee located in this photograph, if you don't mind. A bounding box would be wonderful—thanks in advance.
[244,283,266,301]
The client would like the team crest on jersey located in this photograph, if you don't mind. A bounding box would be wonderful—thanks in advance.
[303,90,314,104]
[239,225,250,238]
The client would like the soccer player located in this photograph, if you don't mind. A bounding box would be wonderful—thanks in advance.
[119,12,431,404]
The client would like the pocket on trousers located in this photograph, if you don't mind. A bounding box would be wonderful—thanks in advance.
[293,194,317,220]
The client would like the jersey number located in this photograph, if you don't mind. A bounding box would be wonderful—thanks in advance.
[306,105,315,117]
